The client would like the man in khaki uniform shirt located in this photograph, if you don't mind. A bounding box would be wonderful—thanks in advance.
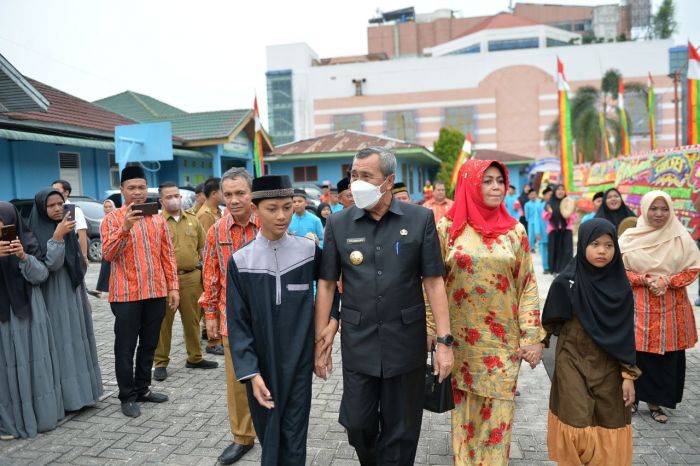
[154,182,218,381]
[197,177,224,355]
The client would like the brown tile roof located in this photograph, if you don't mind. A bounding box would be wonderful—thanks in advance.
[473,149,534,163]
[271,129,425,155]
[4,78,134,134]
[459,12,541,38]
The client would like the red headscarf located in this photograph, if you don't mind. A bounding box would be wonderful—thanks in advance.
[446,159,518,244]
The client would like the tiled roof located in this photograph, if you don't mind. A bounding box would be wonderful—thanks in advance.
[3,78,134,133]
[165,110,252,141]
[474,149,534,163]
[459,12,541,37]
[272,129,424,155]
[93,91,186,122]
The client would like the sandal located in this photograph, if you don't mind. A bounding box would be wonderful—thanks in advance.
[631,401,638,414]
[649,407,668,424]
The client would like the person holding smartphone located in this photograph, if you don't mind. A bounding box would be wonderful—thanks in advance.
[101,165,180,418]
[0,202,64,439]
[28,188,103,412]
[52,180,89,267]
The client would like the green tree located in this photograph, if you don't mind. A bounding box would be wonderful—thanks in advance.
[545,86,623,162]
[432,127,465,190]
[652,0,677,39]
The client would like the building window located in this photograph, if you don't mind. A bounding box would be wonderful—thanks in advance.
[58,152,83,195]
[266,70,295,145]
[341,163,352,178]
[386,111,416,141]
[626,90,655,135]
[447,43,481,55]
[108,152,120,188]
[443,107,475,136]
[488,37,539,52]
[293,166,318,182]
[333,114,363,132]
[546,38,571,48]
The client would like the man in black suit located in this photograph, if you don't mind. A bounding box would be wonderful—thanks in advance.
[314,147,453,465]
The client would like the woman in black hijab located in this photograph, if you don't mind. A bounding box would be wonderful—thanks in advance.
[316,202,332,228]
[542,218,639,466]
[544,184,574,273]
[28,188,103,412]
[0,202,63,439]
[595,188,636,230]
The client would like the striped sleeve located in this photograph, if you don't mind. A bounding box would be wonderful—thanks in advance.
[160,218,179,291]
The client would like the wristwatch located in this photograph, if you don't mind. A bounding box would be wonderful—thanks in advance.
[436,334,455,346]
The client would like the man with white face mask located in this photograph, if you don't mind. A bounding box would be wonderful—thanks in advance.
[154,182,218,382]
[314,147,454,465]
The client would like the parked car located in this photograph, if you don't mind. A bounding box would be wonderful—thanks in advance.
[10,195,105,262]
[103,187,197,211]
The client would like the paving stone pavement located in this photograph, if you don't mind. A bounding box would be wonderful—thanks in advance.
[1,254,699,465]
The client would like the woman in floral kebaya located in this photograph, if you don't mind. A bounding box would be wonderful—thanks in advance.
[438,160,545,465]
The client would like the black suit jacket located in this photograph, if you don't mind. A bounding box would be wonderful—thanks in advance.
[319,199,445,378]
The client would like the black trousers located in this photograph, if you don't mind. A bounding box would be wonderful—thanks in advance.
[110,298,166,402]
[339,366,424,466]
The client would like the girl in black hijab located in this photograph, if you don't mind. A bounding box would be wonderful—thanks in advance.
[0,202,63,439]
[542,218,639,466]
[545,184,574,273]
[316,202,332,228]
[595,188,636,230]
[27,188,103,412]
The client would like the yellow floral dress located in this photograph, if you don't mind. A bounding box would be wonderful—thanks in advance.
[438,219,545,466]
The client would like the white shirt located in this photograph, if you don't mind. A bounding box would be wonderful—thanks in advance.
[66,199,88,231]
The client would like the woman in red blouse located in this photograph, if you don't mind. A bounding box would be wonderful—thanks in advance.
[619,190,700,423]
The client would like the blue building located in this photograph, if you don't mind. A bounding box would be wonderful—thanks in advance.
[0,53,271,202]
[266,129,440,201]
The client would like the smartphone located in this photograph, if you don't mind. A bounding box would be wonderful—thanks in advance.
[63,204,76,219]
[0,224,17,242]
[132,202,159,216]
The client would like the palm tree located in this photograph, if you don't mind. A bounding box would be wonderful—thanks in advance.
[545,86,622,162]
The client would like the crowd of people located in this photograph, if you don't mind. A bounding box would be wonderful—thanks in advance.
[1,147,698,466]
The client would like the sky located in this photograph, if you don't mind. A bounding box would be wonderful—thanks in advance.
[1,0,697,122]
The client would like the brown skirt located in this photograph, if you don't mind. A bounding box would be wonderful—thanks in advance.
[548,316,632,465]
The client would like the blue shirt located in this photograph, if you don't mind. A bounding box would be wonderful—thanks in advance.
[289,211,324,248]
[505,194,520,220]
[330,203,343,213]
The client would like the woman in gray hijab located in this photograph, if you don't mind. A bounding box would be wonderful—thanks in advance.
[28,188,103,412]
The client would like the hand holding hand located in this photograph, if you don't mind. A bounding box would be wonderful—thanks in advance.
[53,214,77,240]
[622,379,635,407]
[251,374,274,409]
[518,343,544,369]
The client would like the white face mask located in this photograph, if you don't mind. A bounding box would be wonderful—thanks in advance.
[163,198,182,213]
[351,178,389,210]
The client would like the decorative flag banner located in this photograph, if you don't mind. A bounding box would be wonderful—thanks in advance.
[557,57,574,192]
[647,73,657,150]
[253,96,265,177]
[688,42,700,145]
[598,111,610,159]
[450,132,474,189]
[618,79,631,155]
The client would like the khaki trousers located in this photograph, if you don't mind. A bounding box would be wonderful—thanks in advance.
[223,337,256,445]
[154,270,203,367]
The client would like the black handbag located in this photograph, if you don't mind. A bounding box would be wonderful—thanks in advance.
[424,348,455,413]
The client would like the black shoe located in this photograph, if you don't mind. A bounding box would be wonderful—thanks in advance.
[218,442,254,465]
[121,401,141,418]
[186,359,219,369]
[136,391,169,403]
[153,367,167,381]
[206,344,225,356]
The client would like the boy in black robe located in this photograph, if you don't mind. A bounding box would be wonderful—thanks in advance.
[227,175,325,465]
